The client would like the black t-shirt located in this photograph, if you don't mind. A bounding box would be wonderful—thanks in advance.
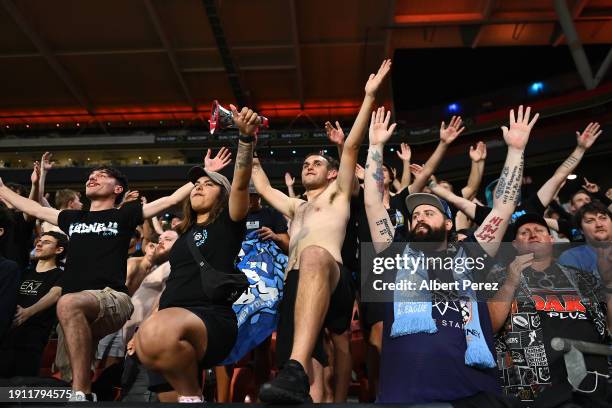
[3,210,35,269]
[160,207,247,309]
[17,267,62,333]
[57,202,144,294]
[494,263,608,401]
[0,257,21,341]
[246,207,288,234]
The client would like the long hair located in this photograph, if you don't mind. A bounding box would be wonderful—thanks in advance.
[175,186,230,235]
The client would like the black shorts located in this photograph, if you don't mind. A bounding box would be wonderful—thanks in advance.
[358,301,385,330]
[147,305,237,393]
[276,263,355,369]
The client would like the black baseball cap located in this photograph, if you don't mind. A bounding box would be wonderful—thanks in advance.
[512,213,550,237]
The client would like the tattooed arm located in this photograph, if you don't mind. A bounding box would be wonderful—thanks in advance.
[364,107,397,253]
[474,106,538,256]
[228,106,258,222]
[537,122,602,207]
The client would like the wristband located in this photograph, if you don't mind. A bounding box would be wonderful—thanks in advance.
[239,134,255,143]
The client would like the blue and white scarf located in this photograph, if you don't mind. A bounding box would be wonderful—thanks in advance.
[391,244,496,369]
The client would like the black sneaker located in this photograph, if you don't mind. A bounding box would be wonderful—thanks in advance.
[259,359,311,404]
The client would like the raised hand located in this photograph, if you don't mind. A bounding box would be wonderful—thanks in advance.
[30,161,41,185]
[582,177,600,193]
[284,172,295,187]
[119,190,139,208]
[364,59,392,97]
[576,122,602,150]
[507,253,534,284]
[41,151,54,172]
[409,163,424,177]
[469,141,487,162]
[325,121,345,146]
[355,164,365,181]
[204,147,232,172]
[230,104,261,137]
[501,105,539,151]
[396,142,411,161]
[368,107,397,146]
[440,116,465,145]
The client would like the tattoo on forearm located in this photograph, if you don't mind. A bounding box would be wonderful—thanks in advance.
[375,218,394,242]
[476,216,504,243]
[235,142,253,170]
[560,154,579,171]
[494,153,524,205]
[369,149,384,197]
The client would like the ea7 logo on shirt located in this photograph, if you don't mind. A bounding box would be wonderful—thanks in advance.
[193,230,208,247]
[68,222,119,237]
[20,280,43,295]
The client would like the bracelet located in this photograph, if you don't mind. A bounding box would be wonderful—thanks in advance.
[239,134,255,143]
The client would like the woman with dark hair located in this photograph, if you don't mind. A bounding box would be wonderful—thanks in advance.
[135,106,259,402]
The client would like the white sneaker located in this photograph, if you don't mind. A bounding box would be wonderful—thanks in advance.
[178,395,204,403]
[68,391,97,402]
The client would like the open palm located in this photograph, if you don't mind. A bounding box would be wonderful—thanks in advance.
[204,147,232,172]
[576,122,602,150]
[369,107,396,146]
[325,121,345,145]
[440,116,465,144]
[364,59,392,96]
[501,105,538,150]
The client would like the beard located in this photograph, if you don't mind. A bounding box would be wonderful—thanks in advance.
[152,249,171,265]
[408,222,447,250]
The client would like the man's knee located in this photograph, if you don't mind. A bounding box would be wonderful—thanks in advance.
[299,246,336,274]
[56,294,82,320]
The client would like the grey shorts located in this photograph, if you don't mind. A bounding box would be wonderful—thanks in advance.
[96,328,125,359]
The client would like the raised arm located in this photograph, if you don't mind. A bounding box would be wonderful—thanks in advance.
[253,158,301,218]
[38,152,54,208]
[0,177,59,225]
[142,146,236,219]
[409,116,465,194]
[537,122,602,207]
[336,59,392,197]
[475,106,538,256]
[396,143,412,191]
[429,177,477,220]
[364,107,397,253]
[284,172,297,198]
[325,120,345,158]
[227,105,258,222]
[142,183,194,219]
[462,141,486,200]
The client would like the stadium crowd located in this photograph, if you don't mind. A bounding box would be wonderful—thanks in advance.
[0,59,611,407]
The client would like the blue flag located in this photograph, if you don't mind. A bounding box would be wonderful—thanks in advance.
[220,230,287,365]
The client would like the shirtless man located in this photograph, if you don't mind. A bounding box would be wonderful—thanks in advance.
[253,59,391,403]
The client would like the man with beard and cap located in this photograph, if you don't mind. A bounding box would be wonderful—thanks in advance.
[0,231,66,377]
[121,229,179,403]
[363,105,539,405]
[489,213,610,405]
